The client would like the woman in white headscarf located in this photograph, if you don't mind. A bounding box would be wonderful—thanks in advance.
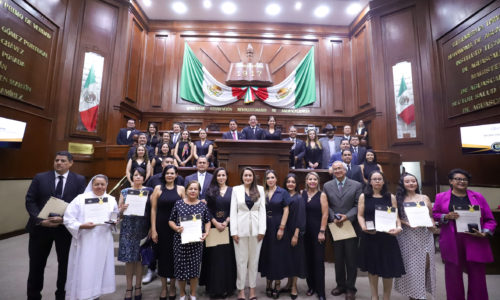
[63,174,122,300]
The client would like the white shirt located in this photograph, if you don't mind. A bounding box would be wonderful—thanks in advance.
[54,171,69,192]
[198,172,206,191]
[328,140,336,156]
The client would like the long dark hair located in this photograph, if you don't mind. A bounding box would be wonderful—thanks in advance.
[363,170,390,198]
[395,172,420,217]
[133,145,149,161]
[158,143,171,157]
[284,173,299,194]
[160,165,178,186]
[206,167,227,212]
[264,169,278,192]
[241,167,259,202]
[363,149,378,166]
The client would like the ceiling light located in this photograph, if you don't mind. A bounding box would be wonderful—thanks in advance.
[172,2,187,14]
[295,2,302,10]
[266,3,281,16]
[314,5,330,18]
[346,3,362,15]
[142,0,151,7]
[203,0,212,9]
[221,2,237,15]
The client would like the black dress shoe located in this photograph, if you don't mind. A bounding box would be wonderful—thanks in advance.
[318,296,326,300]
[331,287,346,296]
[306,289,314,296]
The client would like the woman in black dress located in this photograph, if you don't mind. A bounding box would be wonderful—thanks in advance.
[357,170,405,300]
[304,129,323,169]
[193,129,214,165]
[147,122,161,149]
[263,116,282,140]
[151,165,186,300]
[303,172,328,300]
[200,167,237,298]
[360,150,383,184]
[258,170,290,298]
[126,145,151,186]
[280,173,306,299]
[169,181,211,300]
[156,132,173,156]
[152,143,177,175]
[356,120,368,146]
[174,130,193,167]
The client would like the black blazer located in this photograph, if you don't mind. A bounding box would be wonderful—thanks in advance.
[283,137,306,168]
[352,146,366,165]
[241,126,264,140]
[146,173,184,188]
[184,172,213,200]
[346,164,364,184]
[222,131,244,140]
[116,128,139,145]
[25,171,86,232]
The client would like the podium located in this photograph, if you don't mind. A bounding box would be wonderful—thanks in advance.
[214,139,293,187]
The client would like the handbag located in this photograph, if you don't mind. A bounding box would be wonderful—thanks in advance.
[140,237,154,266]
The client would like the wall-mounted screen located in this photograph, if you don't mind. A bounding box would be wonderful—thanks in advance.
[460,123,500,155]
[0,117,27,148]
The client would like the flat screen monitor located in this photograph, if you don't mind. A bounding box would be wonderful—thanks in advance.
[460,123,500,155]
[0,117,27,149]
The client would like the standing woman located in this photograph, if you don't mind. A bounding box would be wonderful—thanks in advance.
[360,150,383,184]
[394,173,436,300]
[303,172,328,300]
[356,120,368,144]
[174,130,194,167]
[200,167,236,298]
[64,174,121,300]
[147,123,161,149]
[281,174,306,299]
[151,165,186,300]
[193,129,214,165]
[357,171,405,300]
[156,132,172,156]
[169,181,211,300]
[263,116,282,140]
[152,143,176,175]
[118,167,153,300]
[126,145,152,186]
[304,129,323,169]
[433,169,496,300]
[259,170,291,298]
[230,167,266,300]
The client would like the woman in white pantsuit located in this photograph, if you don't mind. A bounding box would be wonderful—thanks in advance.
[230,167,266,300]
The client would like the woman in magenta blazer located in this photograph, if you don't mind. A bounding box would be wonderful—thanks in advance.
[433,168,496,300]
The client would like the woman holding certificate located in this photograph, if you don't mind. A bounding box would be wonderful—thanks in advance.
[169,181,211,300]
[394,173,436,300]
[63,174,120,300]
[258,170,291,298]
[357,171,405,300]
[303,172,328,300]
[230,167,266,300]
[433,168,497,300]
[118,167,153,300]
[151,165,185,300]
[199,167,236,298]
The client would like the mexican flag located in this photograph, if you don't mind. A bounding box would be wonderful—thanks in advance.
[396,76,415,125]
[78,52,104,132]
[180,43,316,108]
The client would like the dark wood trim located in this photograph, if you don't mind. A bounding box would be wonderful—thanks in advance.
[0,229,27,240]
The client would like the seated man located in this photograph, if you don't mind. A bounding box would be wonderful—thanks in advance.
[241,115,264,140]
[349,136,366,165]
[146,156,185,188]
[222,119,244,140]
[329,149,363,183]
[283,126,305,168]
[329,139,357,168]
[127,133,155,160]
[184,156,213,201]
[116,119,139,145]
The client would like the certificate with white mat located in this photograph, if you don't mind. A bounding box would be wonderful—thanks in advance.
[454,205,481,233]
[180,214,202,244]
[84,197,110,224]
[403,201,433,227]
[375,206,397,232]
[124,189,148,216]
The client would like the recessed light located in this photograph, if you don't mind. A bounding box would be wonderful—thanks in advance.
[221,2,237,15]
[203,0,212,9]
[266,3,281,16]
[314,5,330,18]
[172,2,187,14]
[346,3,362,15]
[143,0,151,7]
[295,2,302,10]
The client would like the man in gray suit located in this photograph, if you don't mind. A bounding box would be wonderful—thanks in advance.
[323,161,362,300]
[319,124,341,169]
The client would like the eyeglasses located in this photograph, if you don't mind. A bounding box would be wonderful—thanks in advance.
[453,177,468,182]
[371,178,383,182]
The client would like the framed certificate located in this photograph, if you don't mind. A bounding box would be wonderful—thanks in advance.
[403,201,433,227]
[180,214,202,244]
[374,206,397,232]
[454,205,481,233]
[124,189,148,216]
[84,197,110,224]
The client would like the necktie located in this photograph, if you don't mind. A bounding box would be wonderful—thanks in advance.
[354,147,358,153]
[291,138,296,150]
[199,173,205,192]
[232,131,237,140]
[253,127,256,134]
[338,181,343,193]
[55,175,64,198]
[348,164,351,172]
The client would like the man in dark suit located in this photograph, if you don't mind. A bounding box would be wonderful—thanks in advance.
[241,115,264,140]
[170,122,182,145]
[283,126,306,168]
[329,139,357,168]
[116,119,139,145]
[184,156,213,201]
[146,157,184,188]
[127,133,155,160]
[25,151,87,300]
[349,136,366,165]
[222,119,244,140]
[324,161,362,300]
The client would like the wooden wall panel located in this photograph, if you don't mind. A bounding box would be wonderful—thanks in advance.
[331,40,345,112]
[150,35,167,108]
[352,26,372,109]
[125,19,144,102]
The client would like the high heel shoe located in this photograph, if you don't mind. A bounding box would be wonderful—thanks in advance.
[134,286,142,300]
[266,287,273,298]
[290,294,298,300]
[125,288,133,300]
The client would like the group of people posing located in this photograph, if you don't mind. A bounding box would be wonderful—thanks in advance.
[26,149,496,300]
